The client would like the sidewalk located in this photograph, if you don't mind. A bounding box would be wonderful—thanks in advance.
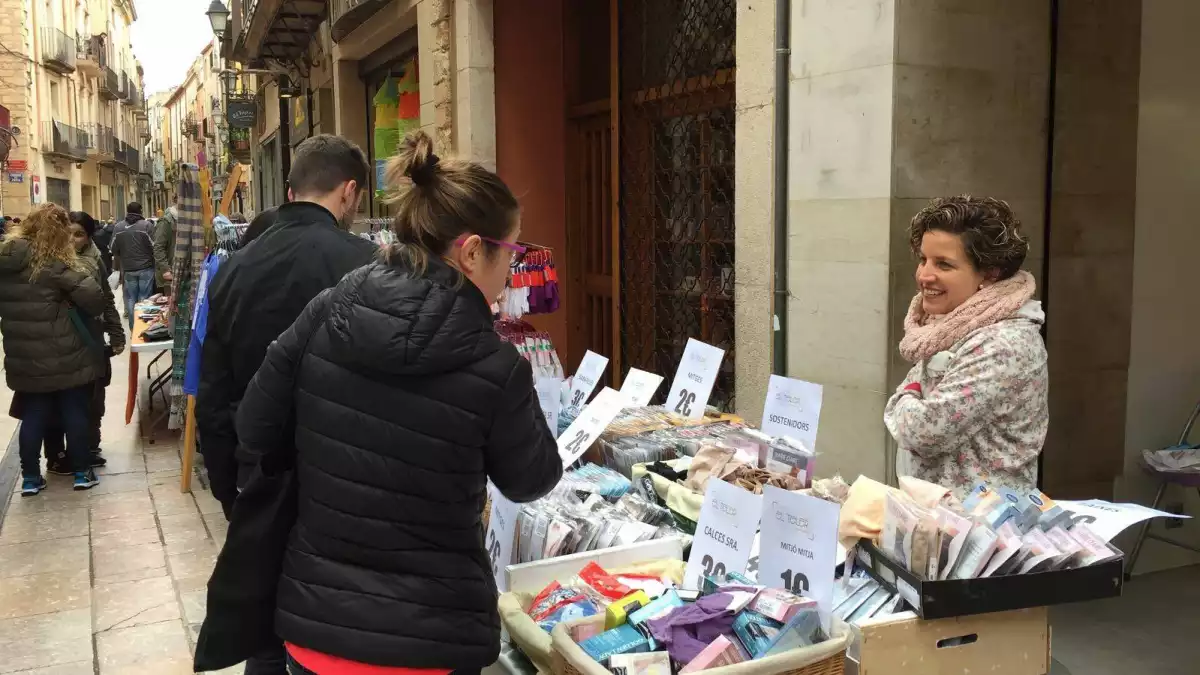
[0,348,237,674]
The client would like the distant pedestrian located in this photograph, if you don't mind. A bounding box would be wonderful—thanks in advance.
[0,204,108,493]
[154,195,178,290]
[110,201,156,327]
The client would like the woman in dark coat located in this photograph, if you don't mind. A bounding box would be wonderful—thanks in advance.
[231,130,563,674]
[0,204,108,493]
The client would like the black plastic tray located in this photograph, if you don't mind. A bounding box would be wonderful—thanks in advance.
[854,539,1123,620]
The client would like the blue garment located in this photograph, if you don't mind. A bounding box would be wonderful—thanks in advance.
[183,253,223,396]
[19,385,92,477]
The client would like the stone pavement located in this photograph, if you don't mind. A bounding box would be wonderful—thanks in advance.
[0,348,238,674]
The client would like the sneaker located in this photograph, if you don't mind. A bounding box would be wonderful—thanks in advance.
[90,454,107,468]
[46,462,73,476]
[73,469,100,491]
[21,475,47,496]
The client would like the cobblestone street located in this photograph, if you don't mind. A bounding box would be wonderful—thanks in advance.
[0,349,237,674]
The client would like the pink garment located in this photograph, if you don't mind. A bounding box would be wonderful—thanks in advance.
[899,271,1035,363]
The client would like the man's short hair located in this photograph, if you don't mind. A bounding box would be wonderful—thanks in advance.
[127,201,143,215]
[288,135,370,197]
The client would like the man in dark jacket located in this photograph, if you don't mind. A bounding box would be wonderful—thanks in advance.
[110,202,156,327]
[152,195,177,290]
[197,134,375,675]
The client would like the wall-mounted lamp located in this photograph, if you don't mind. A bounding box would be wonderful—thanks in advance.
[206,1,231,39]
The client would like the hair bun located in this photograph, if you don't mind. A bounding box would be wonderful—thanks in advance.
[408,153,440,187]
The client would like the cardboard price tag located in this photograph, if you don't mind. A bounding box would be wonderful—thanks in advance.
[534,378,563,438]
[568,351,609,408]
[665,339,726,420]
[1058,499,1191,542]
[757,486,840,632]
[484,483,520,592]
[760,375,823,449]
[557,387,626,467]
[684,479,763,590]
[620,368,664,407]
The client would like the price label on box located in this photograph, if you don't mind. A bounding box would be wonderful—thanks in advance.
[484,483,520,592]
[620,368,664,407]
[685,479,762,590]
[665,339,726,420]
[557,387,626,466]
[568,351,609,409]
[760,375,823,449]
[757,486,840,632]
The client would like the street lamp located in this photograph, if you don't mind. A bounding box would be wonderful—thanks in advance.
[221,69,238,96]
[206,1,230,39]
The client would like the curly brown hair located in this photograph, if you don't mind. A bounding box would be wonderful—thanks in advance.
[3,204,82,278]
[908,195,1029,280]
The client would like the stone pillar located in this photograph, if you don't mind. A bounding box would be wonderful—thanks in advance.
[417,0,455,156]
[451,0,496,169]
[732,0,777,424]
[331,52,368,154]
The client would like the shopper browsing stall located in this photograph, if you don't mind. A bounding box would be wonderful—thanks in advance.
[225,130,562,673]
[885,196,1048,498]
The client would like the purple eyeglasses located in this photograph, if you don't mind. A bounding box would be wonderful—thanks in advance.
[455,235,528,268]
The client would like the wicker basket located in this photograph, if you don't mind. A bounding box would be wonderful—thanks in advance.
[549,616,849,675]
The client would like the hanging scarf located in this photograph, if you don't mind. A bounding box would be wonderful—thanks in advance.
[168,165,205,429]
[899,270,1035,363]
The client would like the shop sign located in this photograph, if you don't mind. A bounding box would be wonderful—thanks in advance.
[558,387,625,467]
[7,172,22,183]
[665,338,725,420]
[484,483,521,592]
[7,159,27,171]
[568,350,609,408]
[760,375,824,450]
[534,378,564,438]
[30,175,42,204]
[226,99,257,129]
[290,94,309,145]
[685,479,762,590]
[757,486,839,632]
[620,368,664,407]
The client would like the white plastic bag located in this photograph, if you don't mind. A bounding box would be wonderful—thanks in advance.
[107,270,120,290]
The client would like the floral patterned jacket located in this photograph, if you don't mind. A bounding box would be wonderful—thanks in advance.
[885,300,1049,499]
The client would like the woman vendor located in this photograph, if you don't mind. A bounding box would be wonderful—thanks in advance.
[885,195,1048,497]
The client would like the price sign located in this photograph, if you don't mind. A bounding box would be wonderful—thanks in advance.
[1058,499,1191,542]
[619,368,664,407]
[484,483,520,592]
[567,351,609,409]
[685,479,762,590]
[665,339,726,420]
[757,486,840,632]
[557,387,626,466]
[534,378,563,438]
[760,375,823,449]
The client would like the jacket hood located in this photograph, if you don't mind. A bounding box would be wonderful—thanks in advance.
[1013,299,1045,325]
[324,256,498,377]
[124,213,144,225]
[0,239,32,275]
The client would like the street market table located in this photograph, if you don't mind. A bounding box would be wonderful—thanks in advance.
[124,311,173,440]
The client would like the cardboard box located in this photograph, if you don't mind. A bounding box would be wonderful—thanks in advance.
[855,539,1122,620]
[846,607,1049,675]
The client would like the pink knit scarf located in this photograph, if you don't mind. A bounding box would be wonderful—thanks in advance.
[899,270,1035,363]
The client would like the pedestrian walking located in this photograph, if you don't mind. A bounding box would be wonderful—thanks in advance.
[153,195,177,290]
[204,130,562,674]
[0,204,108,493]
[196,134,380,674]
[91,216,115,277]
[110,201,156,327]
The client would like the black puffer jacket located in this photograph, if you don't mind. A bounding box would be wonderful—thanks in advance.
[236,257,562,669]
[0,239,108,392]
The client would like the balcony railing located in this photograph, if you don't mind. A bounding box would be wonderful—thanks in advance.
[331,0,386,41]
[99,66,120,100]
[76,35,106,73]
[228,127,252,160]
[42,121,88,161]
[41,27,76,74]
[89,124,115,159]
[119,71,131,101]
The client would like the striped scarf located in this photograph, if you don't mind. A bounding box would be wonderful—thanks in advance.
[168,165,207,429]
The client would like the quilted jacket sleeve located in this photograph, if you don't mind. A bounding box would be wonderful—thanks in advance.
[883,331,1040,460]
[49,263,107,318]
[236,289,333,464]
[485,356,563,503]
[97,268,126,353]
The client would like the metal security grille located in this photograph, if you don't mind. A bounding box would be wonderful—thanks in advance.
[618,0,736,411]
